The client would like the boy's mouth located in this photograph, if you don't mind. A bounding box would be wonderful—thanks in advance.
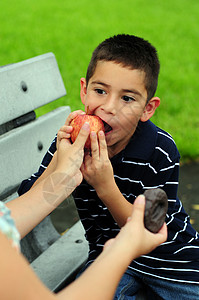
[102,120,112,134]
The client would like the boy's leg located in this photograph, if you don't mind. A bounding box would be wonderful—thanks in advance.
[113,271,141,300]
[143,274,199,300]
[114,268,199,300]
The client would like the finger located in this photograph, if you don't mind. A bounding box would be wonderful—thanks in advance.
[60,125,73,133]
[57,125,73,145]
[131,195,146,223]
[65,110,85,126]
[57,130,71,141]
[98,130,109,160]
[73,122,90,149]
[90,131,99,160]
[148,222,167,249]
[81,155,92,181]
[58,136,71,147]
[80,162,85,174]
[83,152,91,167]
[156,222,167,240]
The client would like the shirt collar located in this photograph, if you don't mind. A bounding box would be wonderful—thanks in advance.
[111,120,157,163]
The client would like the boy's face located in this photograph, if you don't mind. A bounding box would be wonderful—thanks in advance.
[80,61,160,157]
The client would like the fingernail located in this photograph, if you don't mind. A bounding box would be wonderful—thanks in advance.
[99,130,104,136]
[91,131,96,137]
[82,122,90,130]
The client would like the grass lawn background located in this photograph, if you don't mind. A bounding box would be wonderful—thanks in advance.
[0,0,199,161]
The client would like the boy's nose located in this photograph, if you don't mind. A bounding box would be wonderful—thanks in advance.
[101,96,117,115]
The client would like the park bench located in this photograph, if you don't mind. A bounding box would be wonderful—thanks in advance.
[0,52,146,299]
[0,52,88,292]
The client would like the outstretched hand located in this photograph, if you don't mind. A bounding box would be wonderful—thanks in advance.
[55,113,90,189]
[103,195,167,261]
[56,110,85,149]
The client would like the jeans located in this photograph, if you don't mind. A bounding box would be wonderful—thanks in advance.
[114,269,199,300]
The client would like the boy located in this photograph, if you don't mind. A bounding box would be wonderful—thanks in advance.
[19,34,199,299]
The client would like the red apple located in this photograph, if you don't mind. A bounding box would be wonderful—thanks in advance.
[70,114,105,149]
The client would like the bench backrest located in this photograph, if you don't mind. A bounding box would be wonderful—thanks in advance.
[0,53,88,291]
[0,53,69,201]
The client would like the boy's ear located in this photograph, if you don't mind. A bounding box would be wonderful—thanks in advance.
[80,78,87,105]
[140,97,160,122]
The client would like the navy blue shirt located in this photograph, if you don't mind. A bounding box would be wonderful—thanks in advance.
[18,120,199,284]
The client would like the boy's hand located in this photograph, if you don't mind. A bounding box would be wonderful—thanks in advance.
[81,130,115,194]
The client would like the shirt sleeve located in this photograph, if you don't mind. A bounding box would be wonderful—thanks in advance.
[0,201,20,251]
[146,132,180,203]
[18,136,57,196]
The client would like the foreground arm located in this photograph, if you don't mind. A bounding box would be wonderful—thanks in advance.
[0,195,167,300]
[6,121,90,238]
[0,230,55,300]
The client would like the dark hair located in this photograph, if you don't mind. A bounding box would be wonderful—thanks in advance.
[86,34,160,101]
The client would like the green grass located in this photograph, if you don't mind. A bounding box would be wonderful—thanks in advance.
[0,0,199,161]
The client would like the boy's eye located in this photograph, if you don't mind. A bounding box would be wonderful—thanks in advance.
[122,95,135,102]
[95,88,106,95]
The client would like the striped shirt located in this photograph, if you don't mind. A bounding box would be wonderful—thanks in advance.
[18,120,199,283]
